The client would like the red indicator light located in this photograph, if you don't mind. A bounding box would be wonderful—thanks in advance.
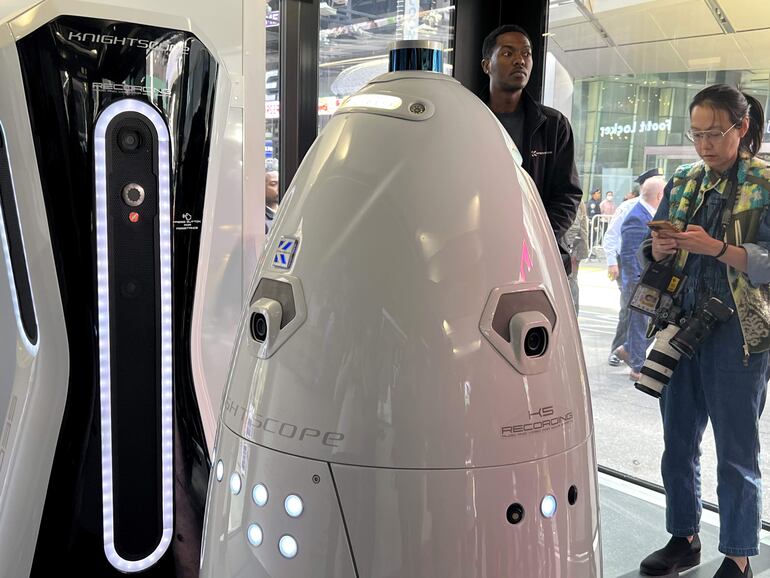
[129,212,140,223]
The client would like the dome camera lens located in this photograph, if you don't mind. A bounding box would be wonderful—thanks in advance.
[251,313,268,342]
[524,327,548,357]
[506,503,525,525]
[118,128,142,152]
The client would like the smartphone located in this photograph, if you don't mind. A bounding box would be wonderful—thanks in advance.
[647,220,678,233]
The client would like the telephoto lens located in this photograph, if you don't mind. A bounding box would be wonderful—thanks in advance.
[669,297,733,359]
[635,324,682,398]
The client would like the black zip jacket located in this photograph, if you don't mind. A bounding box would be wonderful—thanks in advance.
[482,88,583,272]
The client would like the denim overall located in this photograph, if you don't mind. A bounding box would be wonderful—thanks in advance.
[652,166,770,556]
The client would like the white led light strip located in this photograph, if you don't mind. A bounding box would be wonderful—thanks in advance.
[94,100,173,573]
[0,122,38,356]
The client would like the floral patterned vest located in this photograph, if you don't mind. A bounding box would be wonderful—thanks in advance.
[668,155,770,354]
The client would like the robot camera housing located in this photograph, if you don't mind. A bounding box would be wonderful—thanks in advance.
[509,311,552,374]
[248,297,283,358]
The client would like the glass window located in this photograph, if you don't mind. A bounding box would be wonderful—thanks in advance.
[265,0,280,167]
[546,0,770,520]
[318,0,456,134]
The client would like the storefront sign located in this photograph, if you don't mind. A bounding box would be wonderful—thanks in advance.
[600,118,672,138]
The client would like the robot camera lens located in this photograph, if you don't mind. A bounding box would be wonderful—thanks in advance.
[524,327,548,357]
[121,183,145,207]
[506,503,525,525]
[118,128,142,152]
[251,313,268,342]
[120,279,140,299]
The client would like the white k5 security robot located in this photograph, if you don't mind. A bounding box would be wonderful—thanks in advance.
[201,42,602,578]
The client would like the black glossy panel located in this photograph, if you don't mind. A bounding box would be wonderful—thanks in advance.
[17,15,218,576]
[0,127,37,344]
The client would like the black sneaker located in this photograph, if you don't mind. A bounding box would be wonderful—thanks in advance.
[713,557,752,578]
[640,534,701,576]
[608,352,621,367]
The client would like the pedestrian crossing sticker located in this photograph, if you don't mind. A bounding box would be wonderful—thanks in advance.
[272,236,298,270]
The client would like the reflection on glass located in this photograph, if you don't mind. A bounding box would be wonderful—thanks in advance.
[545,0,770,521]
[318,1,456,134]
[265,0,280,167]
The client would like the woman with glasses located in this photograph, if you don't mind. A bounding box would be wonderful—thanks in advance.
[638,84,770,578]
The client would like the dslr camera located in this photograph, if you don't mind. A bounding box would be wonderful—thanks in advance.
[634,296,733,398]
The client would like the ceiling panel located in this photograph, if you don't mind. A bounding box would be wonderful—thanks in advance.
[551,45,633,79]
[547,0,770,80]
[549,3,585,27]
[719,0,770,32]
[598,6,668,44]
[670,34,750,70]
[646,0,722,40]
[733,30,770,69]
[549,21,609,51]
[590,0,660,12]
[615,40,687,74]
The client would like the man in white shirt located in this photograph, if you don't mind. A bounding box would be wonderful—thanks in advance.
[605,168,661,366]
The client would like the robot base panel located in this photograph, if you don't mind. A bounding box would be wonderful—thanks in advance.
[201,425,601,578]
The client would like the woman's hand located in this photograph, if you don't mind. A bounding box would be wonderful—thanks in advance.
[671,224,723,256]
[651,230,678,261]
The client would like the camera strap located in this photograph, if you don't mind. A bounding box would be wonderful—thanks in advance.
[687,164,741,312]
[670,170,707,275]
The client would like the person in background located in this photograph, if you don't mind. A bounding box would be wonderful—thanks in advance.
[564,200,589,314]
[619,174,665,380]
[586,188,602,219]
[480,24,582,273]
[604,172,655,366]
[265,157,279,234]
[638,84,770,578]
[600,191,616,215]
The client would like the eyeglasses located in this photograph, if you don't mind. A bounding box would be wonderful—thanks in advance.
[685,122,738,143]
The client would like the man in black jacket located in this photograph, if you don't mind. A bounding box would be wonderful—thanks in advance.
[481,24,583,272]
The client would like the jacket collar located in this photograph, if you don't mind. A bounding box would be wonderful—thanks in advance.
[480,85,545,124]
[519,89,546,129]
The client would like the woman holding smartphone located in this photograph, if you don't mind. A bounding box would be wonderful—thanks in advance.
[638,84,770,578]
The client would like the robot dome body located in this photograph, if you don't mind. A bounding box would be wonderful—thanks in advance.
[201,70,601,577]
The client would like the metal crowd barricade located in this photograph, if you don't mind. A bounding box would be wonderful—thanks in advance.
[588,214,612,260]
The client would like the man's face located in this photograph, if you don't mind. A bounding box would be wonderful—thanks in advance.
[592,191,601,200]
[482,32,533,92]
[265,171,279,204]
